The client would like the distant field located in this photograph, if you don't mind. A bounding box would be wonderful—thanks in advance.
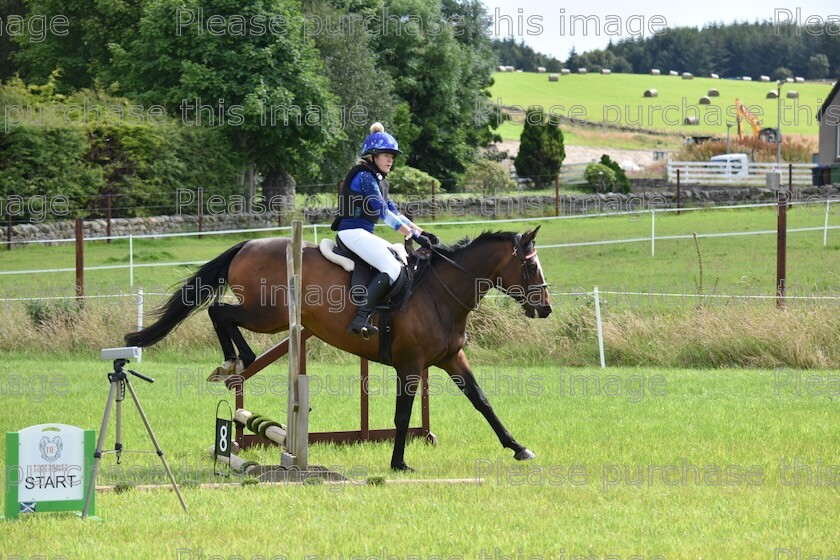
[490,72,834,141]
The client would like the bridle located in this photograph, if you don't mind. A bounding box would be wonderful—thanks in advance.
[428,234,548,311]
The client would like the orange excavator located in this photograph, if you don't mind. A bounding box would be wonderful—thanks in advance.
[734,99,779,143]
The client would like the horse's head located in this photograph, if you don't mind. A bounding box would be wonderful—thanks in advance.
[496,227,552,318]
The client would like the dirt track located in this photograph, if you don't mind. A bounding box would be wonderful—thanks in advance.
[494,140,657,169]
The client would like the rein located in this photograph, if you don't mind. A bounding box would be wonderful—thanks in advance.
[428,234,545,311]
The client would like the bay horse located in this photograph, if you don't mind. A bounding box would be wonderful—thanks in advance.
[125,228,552,470]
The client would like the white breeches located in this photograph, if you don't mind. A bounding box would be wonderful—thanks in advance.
[337,228,402,284]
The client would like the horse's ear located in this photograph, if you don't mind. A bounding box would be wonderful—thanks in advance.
[521,226,541,245]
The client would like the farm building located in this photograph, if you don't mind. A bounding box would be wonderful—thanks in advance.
[816,80,840,184]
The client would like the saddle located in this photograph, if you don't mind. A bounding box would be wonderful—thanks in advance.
[319,237,413,311]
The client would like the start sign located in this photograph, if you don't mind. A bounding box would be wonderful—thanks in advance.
[4,424,95,520]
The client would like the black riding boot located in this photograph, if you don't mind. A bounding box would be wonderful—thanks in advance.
[347,272,392,338]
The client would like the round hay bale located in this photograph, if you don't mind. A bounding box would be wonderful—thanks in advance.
[742,76,752,81]
[669,70,679,76]
[505,66,515,72]
[644,89,658,98]
[787,90,799,99]
[711,73,720,79]
[560,68,571,75]
[548,74,559,82]
[497,66,506,72]
[578,68,588,74]
[651,69,661,75]
[601,69,612,75]
[699,96,711,104]
[708,88,720,97]
[682,72,694,80]
[760,75,770,82]
[537,67,546,73]
[766,90,779,99]
[684,116,699,125]
[795,77,805,83]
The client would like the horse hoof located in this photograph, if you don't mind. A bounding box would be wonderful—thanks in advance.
[514,448,536,461]
[391,463,415,472]
[207,360,236,382]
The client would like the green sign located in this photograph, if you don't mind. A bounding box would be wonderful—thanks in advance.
[4,424,95,520]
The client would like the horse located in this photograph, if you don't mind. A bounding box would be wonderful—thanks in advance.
[125,228,552,470]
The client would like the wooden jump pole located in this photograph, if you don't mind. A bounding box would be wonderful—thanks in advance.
[283,220,308,468]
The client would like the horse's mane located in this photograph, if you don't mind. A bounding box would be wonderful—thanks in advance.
[433,231,518,258]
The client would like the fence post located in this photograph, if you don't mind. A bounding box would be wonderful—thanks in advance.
[312,223,318,245]
[5,211,11,251]
[676,169,681,215]
[650,210,656,257]
[106,194,112,244]
[776,186,788,308]
[75,218,84,298]
[554,174,560,217]
[129,234,134,287]
[593,286,606,369]
[825,199,831,248]
[136,288,144,363]
[198,188,204,239]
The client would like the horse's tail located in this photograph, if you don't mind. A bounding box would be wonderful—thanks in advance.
[124,241,249,347]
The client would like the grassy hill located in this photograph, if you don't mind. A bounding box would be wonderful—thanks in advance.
[490,72,834,142]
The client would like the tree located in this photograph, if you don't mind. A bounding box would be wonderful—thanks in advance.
[370,0,500,188]
[111,0,341,203]
[514,107,565,188]
[807,53,830,79]
[772,67,793,81]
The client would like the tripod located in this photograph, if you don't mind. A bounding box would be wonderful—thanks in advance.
[82,359,187,518]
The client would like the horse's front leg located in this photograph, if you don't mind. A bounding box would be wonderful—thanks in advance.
[390,368,420,471]
[439,350,535,461]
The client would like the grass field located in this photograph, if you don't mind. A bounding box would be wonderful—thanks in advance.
[0,356,838,559]
[2,205,839,300]
[489,72,834,141]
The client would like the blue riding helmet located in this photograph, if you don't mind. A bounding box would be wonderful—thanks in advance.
[360,130,402,157]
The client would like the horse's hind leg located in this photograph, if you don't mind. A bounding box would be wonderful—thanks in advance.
[439,350,535,461]
[207,303,258,380]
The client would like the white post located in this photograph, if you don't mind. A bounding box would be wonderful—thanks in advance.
[825,199,831,248]
[313,223,318,245]
[129,234,134,287]
[593,286,606,369]
[136,288,144,363]
[284,220,307,469]
[650,210,656,257]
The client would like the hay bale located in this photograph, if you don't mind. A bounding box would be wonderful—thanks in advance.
[505,66,515,72]
[684,116,699,125]
[708,88,720,97]
[711,73,720,79]
[787,90,799,99]
[669,70,679,76]
[644,89,658,98]
[766,90,779,99]
[548,74,559,82]
[560,68,571,75]
[795,77,805,83]
[601,69,612,75]
[742,76,752,81]
[699,96,711,104]
[578,68,588,74]
[537,67,546,73]
[651,69,661,75]
[682,72,694,80]
[760,75,770,82]
[497,66,506,72]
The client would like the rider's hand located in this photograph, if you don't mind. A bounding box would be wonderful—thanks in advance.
[415,233,434,250]
[421,230,440,246]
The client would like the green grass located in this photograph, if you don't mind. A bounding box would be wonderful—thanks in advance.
[2,205,839,300]
[490,72,833,141]
[0,355,838,558]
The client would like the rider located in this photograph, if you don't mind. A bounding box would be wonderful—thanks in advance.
[333,122,439,336]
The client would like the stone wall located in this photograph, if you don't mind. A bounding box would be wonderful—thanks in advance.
[6,184,840,245]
